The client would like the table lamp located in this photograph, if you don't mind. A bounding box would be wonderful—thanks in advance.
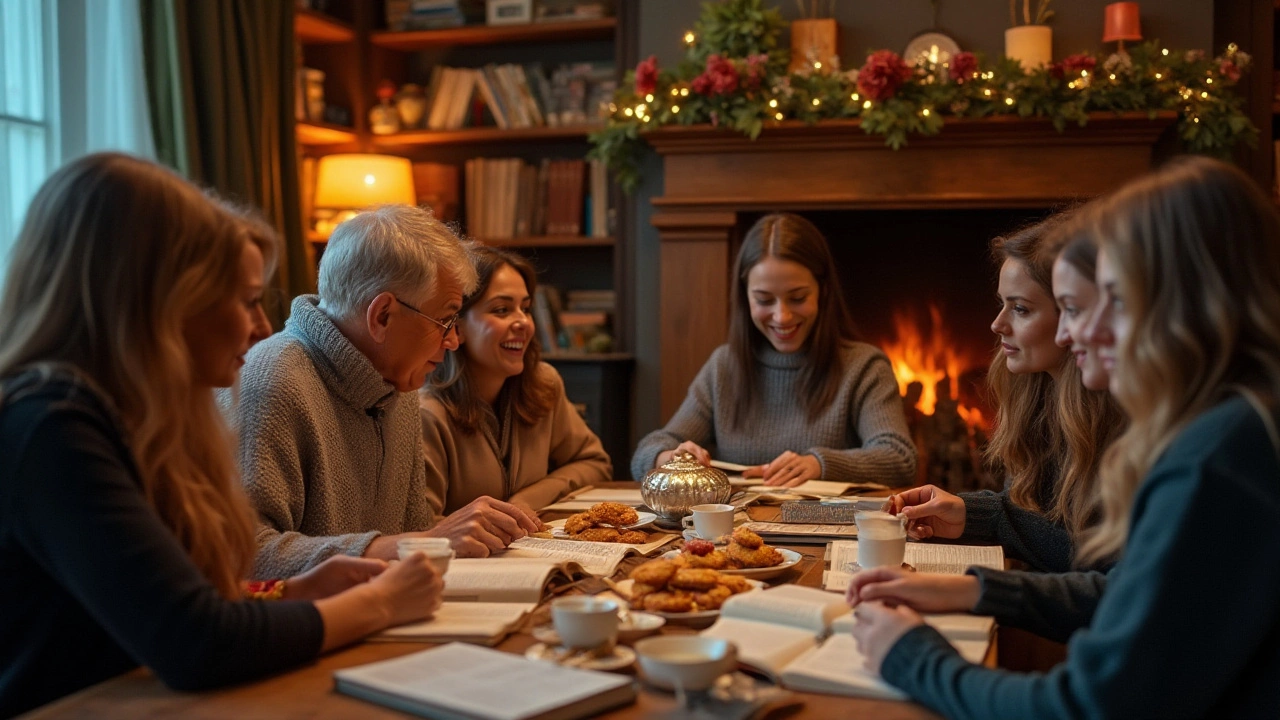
[313,153,416,238]
[1103,2,1142,54]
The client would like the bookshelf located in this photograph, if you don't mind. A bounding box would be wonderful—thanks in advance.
[293,1,639,476]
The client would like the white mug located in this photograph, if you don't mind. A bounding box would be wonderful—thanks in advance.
[397,537,454,574]
[551,596,619,649]
[854,511,907,569]
[680,503,735,540]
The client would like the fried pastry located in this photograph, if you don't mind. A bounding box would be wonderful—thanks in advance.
[717,575,753,594]
[642,590,695,613]
[563,512,594,535]
[617,530,649,544]
[731,526,764,549]
[630,559,679,587]
[573,527,620,543]
[587,501,639,528]
[691,585,732,611]
[669,568,720,591]
[682,549,730,570]
[727,542,784,568]
[629,581,660,605]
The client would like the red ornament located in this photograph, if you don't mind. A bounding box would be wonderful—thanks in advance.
[857,50,913,102]
[691,54,740,97]
[635,55,658,96]
[949,52,979,84]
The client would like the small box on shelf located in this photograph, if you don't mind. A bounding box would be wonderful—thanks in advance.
[486,0,532,26]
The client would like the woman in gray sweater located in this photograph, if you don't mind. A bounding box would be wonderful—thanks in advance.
[631,213,916,488]
[848,156,1280,719]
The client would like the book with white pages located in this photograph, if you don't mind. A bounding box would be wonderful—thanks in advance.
[372,601,536,645]
[700,585,853,677]
[542,487,646,512]
[441,557,590,603]
[742,480,890,497]
[740,521,861,544]
[822,540,1005,592]
[335,643,636,720]
[501,536,677,578]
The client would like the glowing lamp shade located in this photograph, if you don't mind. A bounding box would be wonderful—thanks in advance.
[314,154,416,209]
[1103,2,1142,43]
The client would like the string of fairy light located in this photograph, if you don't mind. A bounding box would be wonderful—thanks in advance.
[611,28,1239,129]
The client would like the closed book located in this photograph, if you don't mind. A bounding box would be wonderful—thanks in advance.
[335,643,636,720]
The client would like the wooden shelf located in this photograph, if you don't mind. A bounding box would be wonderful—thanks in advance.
[544,352,634,363]
[294,9,355,44]
[296,121,358,145]
[371,17,615,51]
[479,235,614,248]
[371,124,600,147]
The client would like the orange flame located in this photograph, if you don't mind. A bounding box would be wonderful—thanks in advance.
[881,304,987,431]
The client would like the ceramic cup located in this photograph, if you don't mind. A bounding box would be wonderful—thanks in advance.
[551,596,620,649]
[680,503,735,540]
[634,635,738,691]
[396,537,454,574]
[854,511,907,569]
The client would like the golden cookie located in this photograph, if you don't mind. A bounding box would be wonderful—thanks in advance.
[717,575,753,594]
[642,591,695,613]
[618,530,649,544]
[683,549,730,570]
[564,512,595,535]
[573,527,620,543]
[629,581,659,605]
[669,568,721,591]
[691,585,733,611]
[727,542,784,568]
[587,502,639,528]
[630,559,678,587]
[731,526,764,550]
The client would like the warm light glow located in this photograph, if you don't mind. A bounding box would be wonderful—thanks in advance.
[1005,97,1015,105]
[811,98,820,106]
[671,88,679,96]
[1201,91,1209,99]
[671,105,680,113]
[1109,74,1116,80]
[636,103,647,114]
[881,305,986,431]
[851,93,859,101]
[1162,48,1169,56]
[775,112,784,120]
[624,107,633,116]
[921,108,931,117]
[680,88,689,97]
[814,61,823,69]
[983,89,992,96]
[769,99,778,108]
[1068,81,1077,89]
[1080,70,1089,78]
[1193,117,1200,123]
[1154,73,1162,79]
[683,31,696,45]
[645,93,654,102]
[1205,77,1213,84]
[862,100,872,109]
[314,154,415,210]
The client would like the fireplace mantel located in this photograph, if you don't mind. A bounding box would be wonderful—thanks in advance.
[646,111,1177,418]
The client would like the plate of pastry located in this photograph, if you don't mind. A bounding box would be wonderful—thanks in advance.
[544,502,658,543]
[614,559,764,628]
[661,527,803,580]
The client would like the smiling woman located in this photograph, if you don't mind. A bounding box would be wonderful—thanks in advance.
[422,246,611,515]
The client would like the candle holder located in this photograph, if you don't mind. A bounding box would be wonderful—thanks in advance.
[1103,2,1141,54]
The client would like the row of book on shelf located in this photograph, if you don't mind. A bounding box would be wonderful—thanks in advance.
[331,496,1006,720]
[534,286,614,354]
[416,61,615,131]
[384,0,612,31]
[464,157,608,240]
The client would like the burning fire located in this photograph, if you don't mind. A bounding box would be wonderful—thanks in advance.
[880,305,988,430]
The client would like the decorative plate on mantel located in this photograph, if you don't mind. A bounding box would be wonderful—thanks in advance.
[904,31,962,67]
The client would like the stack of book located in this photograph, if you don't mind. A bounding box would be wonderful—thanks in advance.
[410,62,615,131]
[384,0,468,30]
[533,286,614,354]
[464,157,607,240]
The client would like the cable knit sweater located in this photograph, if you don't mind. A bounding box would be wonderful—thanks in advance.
[231,296,436,578]
[953,489,1076,573]
[630,342,916,485]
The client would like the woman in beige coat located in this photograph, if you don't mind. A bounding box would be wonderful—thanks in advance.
[421,247,611,514]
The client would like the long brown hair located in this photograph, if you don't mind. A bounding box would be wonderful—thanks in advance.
[428,246,557,433]
[727,213,858,429]
[984,215,1070,517]
[0,153,270,597]
[1078,157,1280,563]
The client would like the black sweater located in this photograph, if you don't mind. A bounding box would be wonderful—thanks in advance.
[0,370,323,718]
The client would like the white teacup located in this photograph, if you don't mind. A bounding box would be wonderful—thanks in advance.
[551,596,619,649]
[854,511,907,569]
[680,503,735,540]
[396,537,454,574]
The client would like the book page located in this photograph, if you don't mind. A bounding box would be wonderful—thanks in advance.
[830,612,994,647]
[567,488,645,505]
[710,459,752,472]
[442,558,563,602]
[719,584,850,634]
[778,634,907,701]
[824,541,1005,591]
[335,643,634,720]
[374,602,535,643]
[502,537,629,577]
[745,521,860,543]
[700,617,817,676]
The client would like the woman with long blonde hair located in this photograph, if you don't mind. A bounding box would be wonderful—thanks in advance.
[848,156,1280,718]
[0,154,443,717]
[888,215,1125,572]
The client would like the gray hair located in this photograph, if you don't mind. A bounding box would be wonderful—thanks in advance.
[317,205,478,320]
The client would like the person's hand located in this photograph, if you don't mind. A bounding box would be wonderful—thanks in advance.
[846,566,981,614]
[851,601,924,674]
[285,555,388,600]
[427,496,543,558]
[884,484,966,539]
[743,451,821,487]
[656,441,711,468]
[366,552,444,627]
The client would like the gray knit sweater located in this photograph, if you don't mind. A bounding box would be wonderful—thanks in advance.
[231,296,436,578]
[631,342,916,485]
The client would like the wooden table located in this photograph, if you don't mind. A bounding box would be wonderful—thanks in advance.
[25,485,947,720]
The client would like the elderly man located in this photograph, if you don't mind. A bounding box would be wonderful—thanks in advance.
[231,205,541,578]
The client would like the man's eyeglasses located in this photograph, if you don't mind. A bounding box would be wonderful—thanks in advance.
[395,296,460,336]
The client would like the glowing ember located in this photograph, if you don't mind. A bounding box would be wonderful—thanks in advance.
[880,304,986,430]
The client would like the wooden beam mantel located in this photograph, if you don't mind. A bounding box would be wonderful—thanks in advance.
[646,112,1177,418]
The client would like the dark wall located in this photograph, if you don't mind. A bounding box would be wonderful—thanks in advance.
[628,0,1219,445]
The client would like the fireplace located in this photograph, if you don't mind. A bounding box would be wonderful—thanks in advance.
[644,112,1176,482]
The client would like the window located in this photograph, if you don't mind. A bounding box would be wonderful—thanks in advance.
[0,0,56,275]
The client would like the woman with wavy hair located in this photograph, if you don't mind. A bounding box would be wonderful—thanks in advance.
[630,212,916,487]
[887,214,1125,572]
[422,246,610,513]
[849,156,1280,718]
[0,153,443,717]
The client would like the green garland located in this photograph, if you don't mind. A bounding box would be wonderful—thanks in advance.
[590,0,1256,192]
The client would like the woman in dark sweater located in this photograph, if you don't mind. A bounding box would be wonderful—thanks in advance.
[887,218,1125,573]
[0,154,444,717]
[849,156,1280,718]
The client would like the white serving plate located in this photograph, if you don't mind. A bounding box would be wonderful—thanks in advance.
[658,547,803,580]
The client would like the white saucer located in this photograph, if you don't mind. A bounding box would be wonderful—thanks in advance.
[532,613,665,646]
[525,642,636,671]
[681,528,728,544]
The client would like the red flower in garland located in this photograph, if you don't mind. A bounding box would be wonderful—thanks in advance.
[635,55,658,96]
[948,51,979,83]
[692,54,740,96]
[857,50,913,101]
[1218,60,1241,82]
[743,53,769,90]
[1052,53,1097,80]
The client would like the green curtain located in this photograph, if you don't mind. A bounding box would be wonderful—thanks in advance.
[141,0,313,324]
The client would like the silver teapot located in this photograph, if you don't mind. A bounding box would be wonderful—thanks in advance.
[641,452,731,523]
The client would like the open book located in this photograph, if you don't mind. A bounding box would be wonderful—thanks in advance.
[335,643,636,720]
[373,602,536,646]
[502,536,675,577]
[700,585,994,701]
[442,557,589,603]
[823,540,1005,592]
[740,521,860,544]
[542,487,645,512]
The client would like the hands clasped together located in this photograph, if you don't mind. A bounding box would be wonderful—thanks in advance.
[656,441,821,488]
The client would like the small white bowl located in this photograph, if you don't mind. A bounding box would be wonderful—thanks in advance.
[634,636,737,691]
